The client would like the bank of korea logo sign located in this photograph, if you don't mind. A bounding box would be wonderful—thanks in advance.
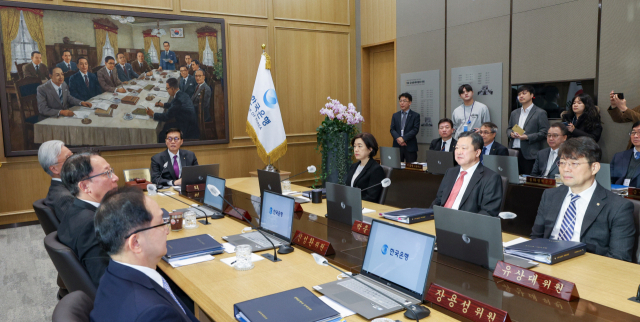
[263,89,278,108]
[381,244,388,255]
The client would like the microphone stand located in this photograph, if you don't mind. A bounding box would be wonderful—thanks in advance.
[281,169,312,182]
[158,192,216,225]
[361,182,383,191]
[154,163,168,189]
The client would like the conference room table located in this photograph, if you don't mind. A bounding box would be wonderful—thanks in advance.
[151,177,640,322]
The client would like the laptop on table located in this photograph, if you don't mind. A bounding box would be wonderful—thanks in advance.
[314,219,436,320]
[222,190,295,252]
[326,182,363,225]
[180,164,220,193]
[257,169,310,203]
[380,147,401,169]
[425,150,454,175]
[482,155,519,184]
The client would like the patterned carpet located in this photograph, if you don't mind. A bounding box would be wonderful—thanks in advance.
[0,224,58,321]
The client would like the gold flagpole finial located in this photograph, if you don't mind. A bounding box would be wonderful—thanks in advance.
[261,44,271,70]
[261,44,266,52]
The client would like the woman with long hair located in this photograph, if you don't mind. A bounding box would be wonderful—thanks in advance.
[562,93,603,142]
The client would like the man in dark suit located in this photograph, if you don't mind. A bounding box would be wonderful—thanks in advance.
[184,54,194,75]
[191,69,211,122]
[37,67,92,117]
[56,50,77,72]
[59,152,119,287]
[431,131,503,217]
[69,57,103,101]
[531,137,636,262]
[429,118,457,151]
[38,140,74,221]
[390,92,420,163]
[611,121,640,187]
[178,66,197,98]
[507,85,549,174]
[23,51,49,82]
[478,122,508,163]
[146,78,200,141]
[160,41,177,71]
[92,187,198,322]
[97,56,127,93]
[132,51,154,76]
[115,53,139,82]
[150,128,199,187]
[531,122,567,178]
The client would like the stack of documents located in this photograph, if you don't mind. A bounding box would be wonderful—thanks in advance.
[504,238,586,264]
[161,234,223,264]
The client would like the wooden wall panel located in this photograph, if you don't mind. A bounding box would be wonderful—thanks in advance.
[180,0,268,18]
[369,44,396,148]
[63,0,173,11]
[274,28,351,136]
[360,0,396,46]
[273,0,350,25]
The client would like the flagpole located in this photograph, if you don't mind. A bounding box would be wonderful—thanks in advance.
[260,44,278,173]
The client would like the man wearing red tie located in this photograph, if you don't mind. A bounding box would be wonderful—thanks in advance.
[431,131,503,217]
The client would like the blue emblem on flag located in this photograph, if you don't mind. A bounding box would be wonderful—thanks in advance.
[381,244,388,255]
[263,89,278,108]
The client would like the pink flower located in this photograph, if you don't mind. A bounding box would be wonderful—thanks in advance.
[336,113,344,120]
[326,109,335,120]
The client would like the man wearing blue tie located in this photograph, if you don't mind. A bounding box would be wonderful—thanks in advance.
[531,137,635,262]
[611,121,640,187]
[56,50,77,72]
[390,93,420,163]
[69,57,104,101]
[160,41,177,71]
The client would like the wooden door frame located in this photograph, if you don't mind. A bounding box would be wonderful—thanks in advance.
[361,40,396,134]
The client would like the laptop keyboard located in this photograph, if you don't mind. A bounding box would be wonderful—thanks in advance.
[337,279,406,309]
[243,232,284,247]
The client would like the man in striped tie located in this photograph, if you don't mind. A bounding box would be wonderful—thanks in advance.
[531,137,636,262]
[37,67,92,117]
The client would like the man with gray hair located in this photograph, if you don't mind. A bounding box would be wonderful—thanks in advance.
[38,140,74,220]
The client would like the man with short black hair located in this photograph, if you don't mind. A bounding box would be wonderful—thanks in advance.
[431,131,503,217]
[160,41,177,70]
[452,84,491,139]
[146,78,200,141]
[150,128,198,187]
[69,57,104,101]
[531,122,567,178]
[91,187,198,322]
[191,69,212,122]
[429,118,457,152]
[23,51,49,81]
[56,50,77,72]
[178,66,197,98]
[611,121,640,187]
[37,67,91,117]
[184,54,194,75]
[478,122,508,163]
[97,56,126,93]
[507,85,549,174]
[38,140,74,220]
[390,92,420,163]
[115,53,139,82]
[132,51,153,76]
[531,137,636,262]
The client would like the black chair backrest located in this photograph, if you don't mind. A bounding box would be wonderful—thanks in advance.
[91,65,103,74]
[500,176,508,212]
[44,232,97,300]
[52,291,93,322]
[379,165,393,204]
[33,199,59,235]
[508,149,519,158]
[627,198,640,264]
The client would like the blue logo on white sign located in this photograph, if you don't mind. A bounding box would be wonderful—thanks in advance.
[263,89,278,108]
[381,244,388,255]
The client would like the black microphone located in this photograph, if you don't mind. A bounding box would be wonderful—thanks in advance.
[361,178,391,191]
[208,184,283,262]
[158,192,213,225]
[154,161,169,189]
[281,165,316,182]
[311,253,429,321]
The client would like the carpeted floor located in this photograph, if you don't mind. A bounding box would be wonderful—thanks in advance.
[0,224,59,321]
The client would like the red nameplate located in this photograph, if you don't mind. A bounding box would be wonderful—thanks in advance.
[404,163,425,171]
[351,220,371,236]
[294,202,303,212]
[492,261,579,301]
[292,230,335,256]
[185,183,205,192]
[494,280,578,314]
[626,187,640,200]
[426,284,511,322]
[224,205,251,222]
[125,180,150,191]
[184,191,203,198]
[524,176,556,188]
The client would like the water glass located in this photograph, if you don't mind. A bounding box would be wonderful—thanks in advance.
[147,184,157,196]
[281,179,291,193]
[234,244,254,271]
[183,210,197,229]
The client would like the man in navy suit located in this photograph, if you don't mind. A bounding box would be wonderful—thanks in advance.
[611,121,640,187]
[178,66,197,98]
[92,187,198,322]
[390,92,421,163]
[146,78,199,141]
[531,122,567,178]
[478,122,508,163]
[429,118,457,152]
[56,50,77,72]
[150,128,199,187]
[160,41,177,70]
[69,57,103,101]
[115,53,139,82]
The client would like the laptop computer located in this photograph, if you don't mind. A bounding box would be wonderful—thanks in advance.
[433,206,536,270]
[180,164,220,192]
[596,163,611,190]
[482,155,519,184]
[257,169,310,203]
[380,147,401,169]
[326,182,362,225]
[314,219,436,320]
[425,150,454,175]
[222,190,295,251]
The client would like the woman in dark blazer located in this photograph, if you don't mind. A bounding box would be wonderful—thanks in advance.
[345,132,386,203]
[562,93,603,142]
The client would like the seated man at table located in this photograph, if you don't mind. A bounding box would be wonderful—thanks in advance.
[146,78,200,141]
[191,69,211,122]
[92,187,198,322]
[531,122,567,178]
[97,56,127,93]
[37,67,92,117]
[531,137,636,262]
[611,121,640,187]
[56,50,77,72]
[478,122,509,163]
[431,131,503,217]
[38,140,74,221]
[184,54,194,75]
[150,128,198,187]
[429,118,456,152]
[69,57,103,101]
[59,152,119,287]
[132,51,154,76]
[23,51,49,82]
[178,66,197,98]
[115,53,139,82]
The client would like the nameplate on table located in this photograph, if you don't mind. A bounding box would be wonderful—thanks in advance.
[351,220,371,236]
[125,179,150,191]
[492,261,579,301]
[626,187,640,200]
[184,191,202,198]
[524,176,556,188]
[224,205,251,222]
[185,183,205,192]
[425,283,511,322]
[494,280,577,314]
[292,230,335,256]
[404,163,425,171]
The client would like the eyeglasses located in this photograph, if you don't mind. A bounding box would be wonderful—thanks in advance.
[547,134,561,138]
[477,131,493,135]
[629,132,640,137]
[556,160,590,169]
[399,99,410,103]
[82,168,115,181]
[124,221,169,239]
[166,137,182,142]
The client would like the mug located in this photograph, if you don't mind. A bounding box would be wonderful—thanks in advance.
[170,212,183,231]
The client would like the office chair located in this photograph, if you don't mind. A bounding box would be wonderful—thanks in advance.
[52,291,93,322]
[33,199,60,235]
[379,165,393,204]
[627,198,640,264]
[44,232,97,300]
[507,149,519,158]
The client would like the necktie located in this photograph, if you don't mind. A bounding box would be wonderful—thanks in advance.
[84,74,89,88]
[444,171,467,208]
[401,112,407,130]
[161,276,185,314]
[173,155,180,178]
[108,70,112,78]
[123,65,128,77]
[558,194,580,241]
[58,87,63,105]
[441,142,446,151]
[35,64,39,73]
[67,63,70,70]
[481,147,487,163]
[139,62,143,68]
[635,152,640,160]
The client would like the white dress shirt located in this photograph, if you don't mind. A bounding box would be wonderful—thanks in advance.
[114,260,163,288]
[512,103,532,148]
[78,198,100,209]
[168,149,182,178]
[483,141,494,155]
[544,148,559,177]
[441,138,452,152]
[451,161,480,209]
[351,163,365,187]
[550,180,597,241]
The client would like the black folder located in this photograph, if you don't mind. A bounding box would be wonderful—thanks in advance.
[162,234,223,263]
[234,287,340,322]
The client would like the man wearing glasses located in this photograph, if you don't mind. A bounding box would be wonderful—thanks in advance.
[390,92,420,163]
[58,152,119,287]
[92,187,198,322]
[147,78,200,141]
[531,122,567,178]
[611,121,640,187]
[38,140,74,221]
[531,137,635,262]
[150,128,199,188]
[478,122,508,163]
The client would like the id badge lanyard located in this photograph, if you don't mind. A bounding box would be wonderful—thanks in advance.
[463,102,475,132]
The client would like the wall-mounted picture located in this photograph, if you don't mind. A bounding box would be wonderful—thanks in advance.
[0,2,228,156]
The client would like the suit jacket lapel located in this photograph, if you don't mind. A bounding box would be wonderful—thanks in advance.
[548,150,559,175]
[522,106,537,129]
[459,164,483,206]
[180,150,188,168]
[353,159,373,187]
[442,166,461,203]
[580,185,606,238]
[619,149,633,181]
[163,150,177,180]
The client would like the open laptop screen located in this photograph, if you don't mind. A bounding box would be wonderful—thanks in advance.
[361,219,435,298]
[260,190,295,241]
[204,175,226,211]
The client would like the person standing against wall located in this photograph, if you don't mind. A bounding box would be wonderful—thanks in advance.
[390,93,421,163]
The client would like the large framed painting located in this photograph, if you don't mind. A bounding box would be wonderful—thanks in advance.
[0,1,228,156]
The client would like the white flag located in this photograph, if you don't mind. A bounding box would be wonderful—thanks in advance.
[246,54,287,164]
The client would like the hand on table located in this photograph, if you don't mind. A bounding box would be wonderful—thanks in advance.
[157,67,163,71]
[81,101,92,108]
[145,107,155,117]
[60,110,75,117]
[146,72,153,76]
[173,178,182,186]
[116,87,127,93]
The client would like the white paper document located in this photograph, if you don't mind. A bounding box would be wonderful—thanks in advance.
[222,243,236,254]
[169,255,215,268]
[319,296,355,318]
[220,254,265,267]
[503,237,529,248]
[71,111,91,119]
[362,208,375,214]
[91,101,111,110]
